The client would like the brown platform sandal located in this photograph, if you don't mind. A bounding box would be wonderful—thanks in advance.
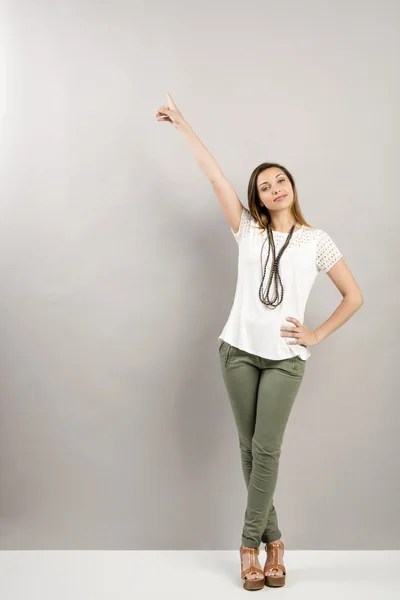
[239,545,265,591]
[264,540,286,587]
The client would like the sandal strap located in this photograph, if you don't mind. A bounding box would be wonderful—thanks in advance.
[240,545,263,579]
[265,562,286,575]
[266,541,284,555]
[265,541,285,574]
[240,545,259,555]
[242,566,264,578]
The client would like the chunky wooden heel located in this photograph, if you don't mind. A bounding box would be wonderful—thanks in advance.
[264,540,286,587]
[239,545,265,591]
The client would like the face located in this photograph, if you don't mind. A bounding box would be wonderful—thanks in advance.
[256,167,294,211]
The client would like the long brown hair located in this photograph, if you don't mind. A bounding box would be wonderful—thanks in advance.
[247,162,313,231]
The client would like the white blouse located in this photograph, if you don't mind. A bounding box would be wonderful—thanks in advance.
[218,206,343,361]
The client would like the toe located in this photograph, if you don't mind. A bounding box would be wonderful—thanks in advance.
[266,567,281,576]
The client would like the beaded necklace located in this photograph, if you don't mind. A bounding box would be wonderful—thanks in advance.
[259,222,296,309]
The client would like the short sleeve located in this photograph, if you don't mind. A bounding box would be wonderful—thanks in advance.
[316,230,343,273]
[231,205,252,244]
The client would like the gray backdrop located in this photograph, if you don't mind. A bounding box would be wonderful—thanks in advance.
[0,0,398,549]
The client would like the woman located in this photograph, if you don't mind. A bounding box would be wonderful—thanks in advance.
[156,93,364,591]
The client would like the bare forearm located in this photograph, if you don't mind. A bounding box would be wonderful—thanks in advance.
[313,294,364,344]
[178,121,223,183]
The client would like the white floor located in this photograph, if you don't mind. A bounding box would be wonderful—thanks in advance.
[0,550,399,599]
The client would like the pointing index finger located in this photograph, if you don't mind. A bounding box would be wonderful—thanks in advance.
[166,92,176,108]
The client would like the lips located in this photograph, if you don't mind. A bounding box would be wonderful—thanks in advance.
[274,194,286,202]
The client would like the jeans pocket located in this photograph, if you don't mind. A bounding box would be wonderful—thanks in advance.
[219,341,234,367]
[292,355,306,372]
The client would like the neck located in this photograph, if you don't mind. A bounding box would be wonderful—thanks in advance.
[269,214,298,233]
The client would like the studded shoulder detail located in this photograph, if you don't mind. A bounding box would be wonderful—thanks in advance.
[230,205,306,247]
[231,205,253,243]
[315,229,343,273]
[229,207,343,273]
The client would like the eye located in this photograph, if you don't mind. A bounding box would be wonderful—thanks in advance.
[261,178,285,192]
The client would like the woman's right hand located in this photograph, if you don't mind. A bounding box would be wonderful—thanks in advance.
[155,92,187,130]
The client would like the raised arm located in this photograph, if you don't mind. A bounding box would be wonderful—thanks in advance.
[156,92,243,234]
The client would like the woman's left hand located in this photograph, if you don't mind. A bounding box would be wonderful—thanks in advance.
[280,317,319,347]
